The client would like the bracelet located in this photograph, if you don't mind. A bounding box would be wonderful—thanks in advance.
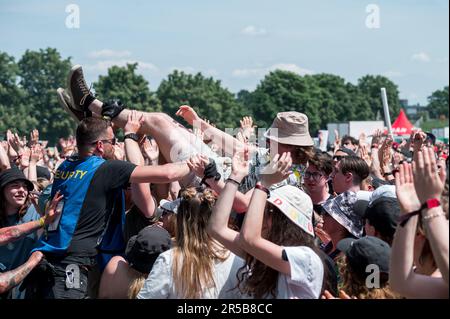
[422,211,445,222]
[255,183,270,198]
[399,210,421,227]
[226,178,241,187]
[38,217,46,228]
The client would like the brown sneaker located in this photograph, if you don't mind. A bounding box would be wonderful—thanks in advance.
[66,65,95,112]
[56,88,85,122]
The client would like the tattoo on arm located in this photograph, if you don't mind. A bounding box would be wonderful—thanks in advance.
[0,255,40,293]
[0,220,41,246]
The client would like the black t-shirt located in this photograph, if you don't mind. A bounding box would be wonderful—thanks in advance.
[49,160,136,260]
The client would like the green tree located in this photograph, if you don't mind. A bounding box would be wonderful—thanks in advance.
[0,52,38,135]
[357,75,401,120]
[94,63,161,113]
[157,70,241,128]
[17,48,74,142]
[246,70,322,133]
[427,86,449,119]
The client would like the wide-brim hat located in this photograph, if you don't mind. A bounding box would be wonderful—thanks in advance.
[267,185,315,236]
[264,112,314,147]
[0,168,34,192]
[322,191,364,238]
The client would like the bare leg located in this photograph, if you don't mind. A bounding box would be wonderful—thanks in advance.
[88,100,201,164]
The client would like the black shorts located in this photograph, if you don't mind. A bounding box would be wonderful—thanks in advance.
[21,255,97,299]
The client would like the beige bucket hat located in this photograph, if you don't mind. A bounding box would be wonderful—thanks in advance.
[264,112,314,146]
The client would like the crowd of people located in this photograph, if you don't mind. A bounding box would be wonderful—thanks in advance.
[0,65,448,299]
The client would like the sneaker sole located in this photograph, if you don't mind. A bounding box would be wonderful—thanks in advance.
[67,64,88,112]
[56,88,84,122]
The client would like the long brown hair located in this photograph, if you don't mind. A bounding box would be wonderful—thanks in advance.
[172,187,228,299]
[236,203,325,298]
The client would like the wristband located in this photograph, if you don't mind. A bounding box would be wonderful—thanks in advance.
[38,217,46,228]
[226,178,241,187]
[124,133,140,142]
[255,183,270,198]
[399,199,441,227]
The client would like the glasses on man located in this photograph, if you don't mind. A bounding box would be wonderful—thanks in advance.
[304,171,325,181]
[92,138,117,146]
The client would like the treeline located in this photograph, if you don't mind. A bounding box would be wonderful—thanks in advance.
[0,48,448,143]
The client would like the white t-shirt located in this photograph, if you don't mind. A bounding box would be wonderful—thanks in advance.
[274,246,324,299]
[136,249,245,299]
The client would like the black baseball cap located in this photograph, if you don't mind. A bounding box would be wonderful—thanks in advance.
[337,236,391,279]
[365,197,400,239]
[0,168,34,192]
[36,166,51,181]
[125,225,172,274]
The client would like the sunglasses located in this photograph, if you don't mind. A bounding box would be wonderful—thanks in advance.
[93,138,117,146]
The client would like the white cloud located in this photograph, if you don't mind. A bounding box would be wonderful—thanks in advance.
[232,63,314,78]
[88,49,132,59]
[241,25,267,37]
[383,70,403,78]
[85,60,159,73]
[411,52,431,63]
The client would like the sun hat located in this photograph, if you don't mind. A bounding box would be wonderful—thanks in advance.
[264,112,314,147]
[321,191,364,238]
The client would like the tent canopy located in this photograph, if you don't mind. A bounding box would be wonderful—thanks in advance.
[391,109,414,135]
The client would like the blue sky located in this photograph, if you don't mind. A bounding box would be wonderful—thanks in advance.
[0,0,448,105]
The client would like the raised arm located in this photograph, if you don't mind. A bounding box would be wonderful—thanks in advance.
[205,152,249,259]
[0,192,63,246]
[413,146,449,285]
[0,141,11,172]
[390,163,449,298]
[129,162,191,184]
[239,153,293,276]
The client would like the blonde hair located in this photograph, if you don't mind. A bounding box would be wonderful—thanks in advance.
[172,187,228,299]
[339,257,399,299]
[127,267,147,299]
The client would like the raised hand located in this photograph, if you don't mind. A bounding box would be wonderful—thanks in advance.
[413,146,446,204]
[412,130,427,154]
[239,116,256,143]
[230,148,250,182]
[176,105,201,126]
[359,143,372,167]
[260,152,293,187]
[395,162,420,214]
[30,129,39,147]
[19,147,31,168]
[8,131,26,154]
[29,144,43,164]
[124,110,144,134]
[44,191,64,225]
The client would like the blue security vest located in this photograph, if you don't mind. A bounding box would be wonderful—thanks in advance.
[32,156,126,266]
